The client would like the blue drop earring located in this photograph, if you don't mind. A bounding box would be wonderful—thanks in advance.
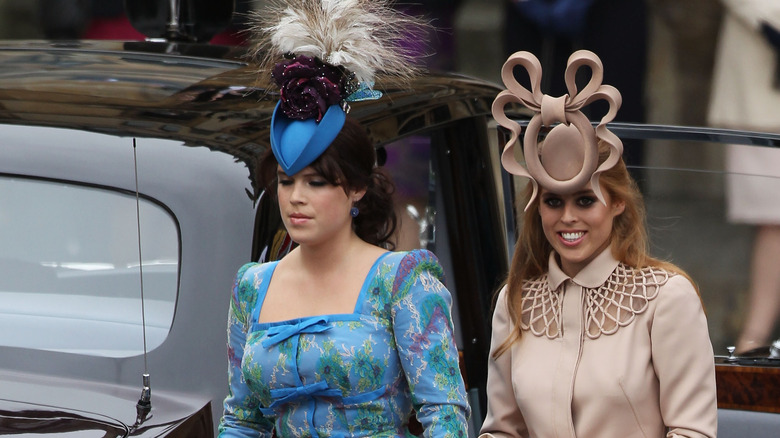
[350,207,359,218]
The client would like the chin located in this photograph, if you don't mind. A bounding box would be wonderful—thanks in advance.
[559,249,595,265]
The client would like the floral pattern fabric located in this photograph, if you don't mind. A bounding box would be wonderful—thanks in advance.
[218,249,470,438]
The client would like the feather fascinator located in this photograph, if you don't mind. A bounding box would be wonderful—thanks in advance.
[250,0,425,175]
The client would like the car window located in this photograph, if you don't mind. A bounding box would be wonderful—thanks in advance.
[384,135,436,252]
[639,139,780,357]
[0,176,179,358]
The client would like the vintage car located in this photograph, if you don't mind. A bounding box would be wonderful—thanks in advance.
[0,20,508,438]
[1,2,779,437]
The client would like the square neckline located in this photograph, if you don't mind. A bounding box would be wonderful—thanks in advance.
[251,251,393,329]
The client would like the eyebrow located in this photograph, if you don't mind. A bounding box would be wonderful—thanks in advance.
[541,189,596,197]
[276,169,318,178]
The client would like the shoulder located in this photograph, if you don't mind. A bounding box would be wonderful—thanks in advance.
[631,264,696,297]
[493,285,510,318]
[382,248,444,281]
[374,249,449,303]
[656,271,700,301]
[614,264,699,303]
[648,270,710,340]
[383,248,440,264]
[231,261,277,307]
[490,285,517,338]
[234,261,276,285]
[234,261,260,281]
[639,267,704,318]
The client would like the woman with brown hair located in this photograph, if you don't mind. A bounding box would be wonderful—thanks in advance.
[218,2,469,436]
[480,50,717,438]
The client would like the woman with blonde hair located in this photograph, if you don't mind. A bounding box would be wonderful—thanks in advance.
[480,50,717,438]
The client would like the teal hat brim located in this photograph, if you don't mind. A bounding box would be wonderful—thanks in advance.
[270,102,346,176]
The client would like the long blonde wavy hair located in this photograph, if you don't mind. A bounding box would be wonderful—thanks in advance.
[494,141,699,358]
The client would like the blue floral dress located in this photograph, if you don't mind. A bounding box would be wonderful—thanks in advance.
[218,249,470,438]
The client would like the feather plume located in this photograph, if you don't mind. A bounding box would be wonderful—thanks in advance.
[249,0,427,85]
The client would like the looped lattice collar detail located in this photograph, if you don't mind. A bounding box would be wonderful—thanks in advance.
[520,263,670,339]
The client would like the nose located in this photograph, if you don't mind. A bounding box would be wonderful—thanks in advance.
[561,201,577,223]
[288,180,305,204]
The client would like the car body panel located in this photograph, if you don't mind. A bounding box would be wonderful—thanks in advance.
[0,369,213,437]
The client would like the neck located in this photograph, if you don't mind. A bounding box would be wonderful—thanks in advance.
[296,230,365,272]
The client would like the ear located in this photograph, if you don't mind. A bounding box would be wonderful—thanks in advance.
[612,199,626,217]
[350,187,367,204]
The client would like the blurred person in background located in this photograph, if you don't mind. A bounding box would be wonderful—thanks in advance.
[708,0,780,354]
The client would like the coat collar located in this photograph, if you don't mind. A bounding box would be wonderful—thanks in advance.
[547,246,620,290]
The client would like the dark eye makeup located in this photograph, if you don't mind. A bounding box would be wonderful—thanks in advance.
[540,192,597,208]
[542,195,563,208]
[576,196,597,207]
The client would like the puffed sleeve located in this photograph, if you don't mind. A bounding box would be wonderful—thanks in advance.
[218,263,275,438]
[651,274,717,438]
[389,250,471,437]
[479,286,528,438]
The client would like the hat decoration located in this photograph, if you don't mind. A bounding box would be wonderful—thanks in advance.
[492,50,623,210]
[252,0,423,176]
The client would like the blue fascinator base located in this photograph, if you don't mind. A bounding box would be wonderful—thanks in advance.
[270,102,346,176]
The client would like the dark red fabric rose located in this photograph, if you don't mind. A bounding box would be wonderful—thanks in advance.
[272,55,345,121]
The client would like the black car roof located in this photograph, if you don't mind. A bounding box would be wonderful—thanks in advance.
[0,40,502,157]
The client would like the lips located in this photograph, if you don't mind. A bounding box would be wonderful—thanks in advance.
[288,213,310,225]
[558,231,585,246]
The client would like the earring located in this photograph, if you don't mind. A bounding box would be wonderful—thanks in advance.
[350,207,359,217]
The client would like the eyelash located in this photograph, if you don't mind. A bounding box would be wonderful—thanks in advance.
[577,196,596,206]
[543,196,596,208]
[277,179,328,187]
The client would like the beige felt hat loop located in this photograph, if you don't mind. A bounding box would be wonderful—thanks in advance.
[492,50,623,210]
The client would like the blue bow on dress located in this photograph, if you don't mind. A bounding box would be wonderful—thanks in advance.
[262,316,332,348]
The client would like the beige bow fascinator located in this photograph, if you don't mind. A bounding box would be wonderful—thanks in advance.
[492,50,623,210]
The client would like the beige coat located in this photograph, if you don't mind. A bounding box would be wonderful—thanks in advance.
[479,248,717,438]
